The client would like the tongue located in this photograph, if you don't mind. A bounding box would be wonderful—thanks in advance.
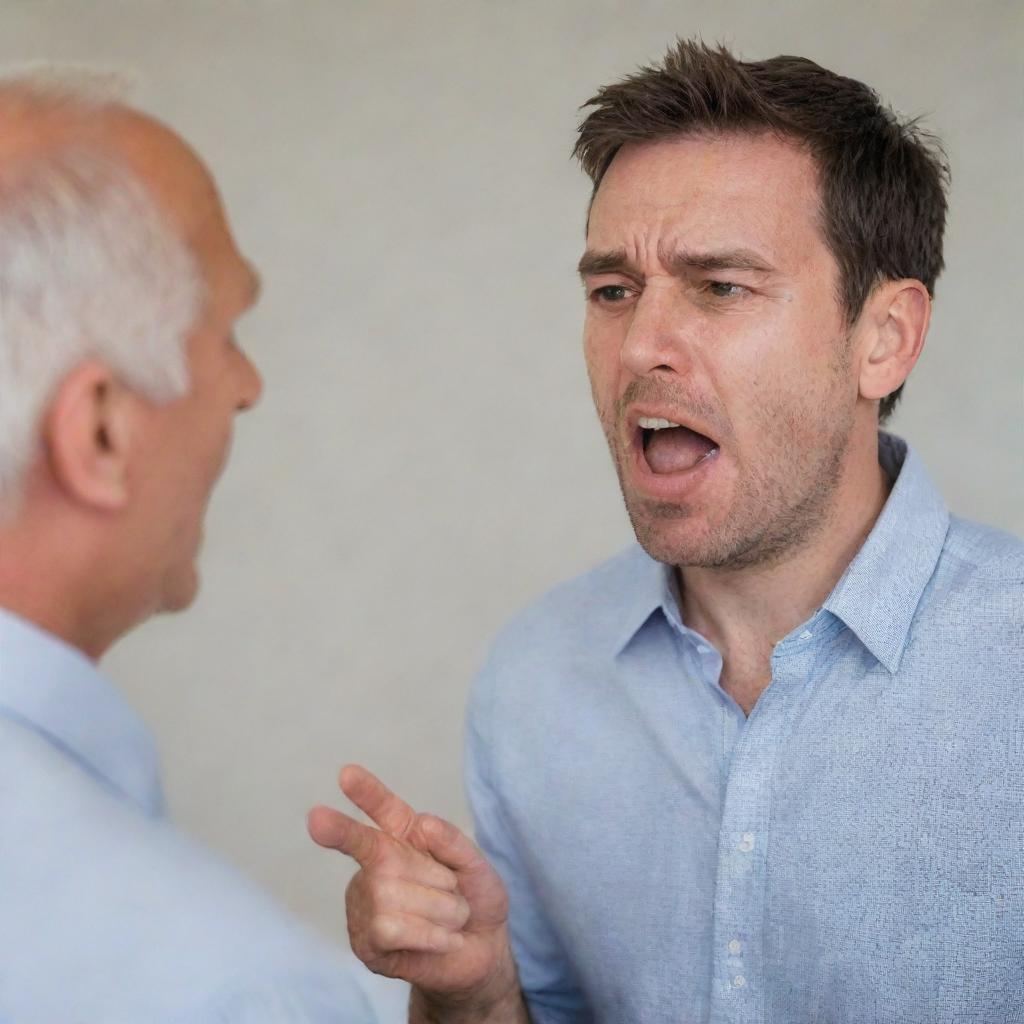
[645,426,716,474]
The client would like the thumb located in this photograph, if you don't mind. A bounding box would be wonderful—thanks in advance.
[419,815,508,927]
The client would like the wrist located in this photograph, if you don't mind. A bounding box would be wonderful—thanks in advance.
[410,943,524,1023]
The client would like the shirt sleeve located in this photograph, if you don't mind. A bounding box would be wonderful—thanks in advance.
[464,656,594,1024]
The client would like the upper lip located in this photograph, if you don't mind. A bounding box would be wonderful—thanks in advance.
[624,404,721,449]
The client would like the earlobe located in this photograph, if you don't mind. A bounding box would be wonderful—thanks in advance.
[858,280,931,404]
[44,361,133,512]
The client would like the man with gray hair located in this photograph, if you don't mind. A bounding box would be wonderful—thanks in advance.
[0,77,380,1021]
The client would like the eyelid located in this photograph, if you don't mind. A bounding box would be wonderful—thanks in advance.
[587,269,639,287]
[700,279,752,300]
[588,282,637,303]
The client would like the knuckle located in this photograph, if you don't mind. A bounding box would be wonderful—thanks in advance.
[368,913,403,950]
[428,926,456,953]
[348,917,377,960]
[345,872,371,907]
[452,895,471,928]
[418,813,452,844]
[437,863,461,888]
[420,812,449,834]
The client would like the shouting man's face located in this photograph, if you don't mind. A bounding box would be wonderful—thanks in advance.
[580,132,859,570]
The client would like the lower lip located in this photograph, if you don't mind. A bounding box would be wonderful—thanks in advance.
[626,435,721,502]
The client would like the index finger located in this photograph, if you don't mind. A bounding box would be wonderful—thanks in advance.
[307,804,382,866]
[340,764,417,840]
[308,804,460,892]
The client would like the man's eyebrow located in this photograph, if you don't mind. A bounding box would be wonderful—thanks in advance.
[577,249,637,278]
[576,246,776,278]
[664,246,776,274]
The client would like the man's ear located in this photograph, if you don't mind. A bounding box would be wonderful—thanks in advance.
[857,279,931,404]
[43,361,137,512]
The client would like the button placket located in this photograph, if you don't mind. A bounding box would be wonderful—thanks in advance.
[708,648,812,1023]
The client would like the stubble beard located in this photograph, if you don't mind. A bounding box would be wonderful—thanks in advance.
[607,376,856,573]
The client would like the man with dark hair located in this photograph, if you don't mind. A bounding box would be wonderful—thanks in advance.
[312,41,1024,1024]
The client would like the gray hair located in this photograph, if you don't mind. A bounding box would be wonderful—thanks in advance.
[0,72,201,513]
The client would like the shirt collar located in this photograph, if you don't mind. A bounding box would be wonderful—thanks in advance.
[613,433,949,673]
[610,548,678,656]
[823,433,949,673]
[0,608,165,816]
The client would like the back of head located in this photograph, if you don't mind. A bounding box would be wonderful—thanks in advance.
[0,72,201,516]
[573,40,950,421]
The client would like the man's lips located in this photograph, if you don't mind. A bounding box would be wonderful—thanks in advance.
[618,405,723,499]
[625,407,720,469]
[642,423,719,474]
[624,405,720,446]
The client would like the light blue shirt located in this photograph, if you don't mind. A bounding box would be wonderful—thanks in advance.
[466,434,1024,1024]
[0,611,403,1023]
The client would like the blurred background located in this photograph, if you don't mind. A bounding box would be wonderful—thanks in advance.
[4,0,1019,965]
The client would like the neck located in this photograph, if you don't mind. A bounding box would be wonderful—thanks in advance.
[0,566,115,663]
[0,511,137,662]
[679,432,891,714]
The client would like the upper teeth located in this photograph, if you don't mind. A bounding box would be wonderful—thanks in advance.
[638,417,679,430]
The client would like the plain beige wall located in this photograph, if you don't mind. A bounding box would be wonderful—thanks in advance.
[3,0,1020,952]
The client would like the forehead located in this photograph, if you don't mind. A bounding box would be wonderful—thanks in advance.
[106,110,254,305]
[0,98,256,321]
[103,109,221,242]
[587,132,825,263]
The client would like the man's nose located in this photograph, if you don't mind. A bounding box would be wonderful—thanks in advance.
[620,283,694,378]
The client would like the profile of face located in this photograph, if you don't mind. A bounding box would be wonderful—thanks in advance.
[122,129,262,615]
[580,132,860,570]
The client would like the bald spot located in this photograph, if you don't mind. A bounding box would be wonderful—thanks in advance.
[0,88,222,253]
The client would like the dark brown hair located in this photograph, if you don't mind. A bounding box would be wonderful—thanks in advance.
[573,40,950,421]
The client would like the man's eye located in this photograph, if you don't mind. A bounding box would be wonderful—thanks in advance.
[706,281,747,299]
[591,284,631,303]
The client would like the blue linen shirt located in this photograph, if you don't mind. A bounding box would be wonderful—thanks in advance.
[0,611,404,1023]
[466,434,1024,1024]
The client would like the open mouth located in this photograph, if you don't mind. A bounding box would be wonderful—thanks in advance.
[638,416,720,475]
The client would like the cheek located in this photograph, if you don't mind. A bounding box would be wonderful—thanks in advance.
[735,348,850,456]
[174,408,233,502]
[198,417,233,487]
[741,303,845,386]
[708,331,806,442]
[583,324,624,410]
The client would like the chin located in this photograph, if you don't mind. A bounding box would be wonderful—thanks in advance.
[626,497,774,571]
[627,501,715,567]
[631,498,830,572]
[158,565,201,614]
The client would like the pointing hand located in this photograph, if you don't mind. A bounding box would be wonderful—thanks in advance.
[308,765,521,1014]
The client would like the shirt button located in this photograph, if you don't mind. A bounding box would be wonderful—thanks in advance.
[799,630,813,640]
[728,939,742,954]
[738,832,755,852]
[733,975,746,988]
